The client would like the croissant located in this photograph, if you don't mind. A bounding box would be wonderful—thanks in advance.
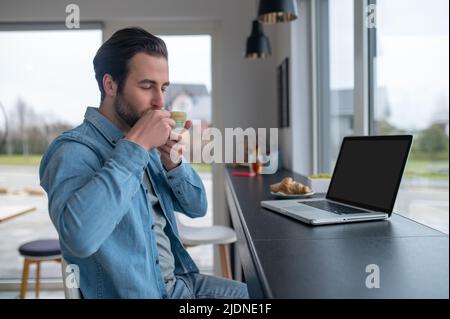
[288,183,304,194]
[278,182,291,193]
[270,182,281,192]
[270,178,311,194]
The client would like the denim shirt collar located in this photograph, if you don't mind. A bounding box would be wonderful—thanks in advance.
[84,107,124,146]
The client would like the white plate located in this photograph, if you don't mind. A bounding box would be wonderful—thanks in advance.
[270,191,315,199]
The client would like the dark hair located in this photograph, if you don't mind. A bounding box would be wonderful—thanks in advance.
[93,27,168,101]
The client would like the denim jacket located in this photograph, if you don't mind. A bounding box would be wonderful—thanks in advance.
[39,107,207,298]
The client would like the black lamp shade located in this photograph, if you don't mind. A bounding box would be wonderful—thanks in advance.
[246,20,271,59]
[258,0,298,24]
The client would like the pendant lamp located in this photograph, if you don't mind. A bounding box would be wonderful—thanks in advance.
[245,20,271,59]
[258,0,298,24]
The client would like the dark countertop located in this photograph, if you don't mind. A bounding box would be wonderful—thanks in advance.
[225,166,449,298]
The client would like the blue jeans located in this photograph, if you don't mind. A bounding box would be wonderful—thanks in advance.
[169,273,249,299]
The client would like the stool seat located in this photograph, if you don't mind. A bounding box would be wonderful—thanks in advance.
[175,213,237,279]
[18,239,62,299]
[178,224,237,246]
[19,239,60,258]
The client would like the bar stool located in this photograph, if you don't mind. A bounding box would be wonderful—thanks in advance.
[175,214,237,279]
[18,239,61,299]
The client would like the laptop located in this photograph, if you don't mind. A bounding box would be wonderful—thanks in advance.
[261,135,413,225]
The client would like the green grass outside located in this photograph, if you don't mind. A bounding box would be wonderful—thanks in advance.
[0,155,445,179]
[0,155,213,173]
[404,159,449,180]
[187,163,212,173]
[0,155,42,166]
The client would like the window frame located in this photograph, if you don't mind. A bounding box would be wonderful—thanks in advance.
[313,0,368,174]
[314,0,332,174]
[0,22,103,31]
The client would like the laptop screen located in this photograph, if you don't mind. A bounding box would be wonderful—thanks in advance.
[326,136,412,214]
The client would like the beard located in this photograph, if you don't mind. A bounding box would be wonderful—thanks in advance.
[113,93,142,128]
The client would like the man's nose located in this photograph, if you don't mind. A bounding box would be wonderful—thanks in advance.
[151,89,165,109]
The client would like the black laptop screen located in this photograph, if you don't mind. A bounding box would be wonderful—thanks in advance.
[326,136,412,214]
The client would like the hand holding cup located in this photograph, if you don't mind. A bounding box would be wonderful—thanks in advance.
[158,111,192,170]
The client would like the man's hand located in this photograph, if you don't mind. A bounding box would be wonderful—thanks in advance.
[158,120,192,171]
[125,110,175,150]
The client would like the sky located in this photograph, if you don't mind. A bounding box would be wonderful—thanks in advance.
[0,31,211,126]
[0,30,102,126]
[160,35,211,92]
[329,0,449,130]
[376,0,449,130]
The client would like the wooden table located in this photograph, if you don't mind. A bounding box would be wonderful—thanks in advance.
[0,205,36,223]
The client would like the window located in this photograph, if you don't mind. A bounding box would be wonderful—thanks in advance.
[316,0,355,173]
[0,27,102,283]
[315,0,448,233]
[370,0,449,233]
[160,35,212,127]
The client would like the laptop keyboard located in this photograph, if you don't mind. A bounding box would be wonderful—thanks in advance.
[301,200,369,215]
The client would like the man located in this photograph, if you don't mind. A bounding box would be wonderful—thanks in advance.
[40,27,248,299]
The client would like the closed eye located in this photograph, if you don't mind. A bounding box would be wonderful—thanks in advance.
[141,86,168,95]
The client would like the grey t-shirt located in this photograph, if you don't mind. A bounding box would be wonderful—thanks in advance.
[143,169,176,293]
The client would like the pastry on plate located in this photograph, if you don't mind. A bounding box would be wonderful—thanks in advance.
[270,177,311,195]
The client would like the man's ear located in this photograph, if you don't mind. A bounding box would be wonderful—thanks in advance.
[102,74,118,98]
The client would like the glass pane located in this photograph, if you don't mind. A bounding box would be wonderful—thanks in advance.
[318,0,355,174]
[0,29,102,282]
[159,35,213,274]
[372,0,449,233]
